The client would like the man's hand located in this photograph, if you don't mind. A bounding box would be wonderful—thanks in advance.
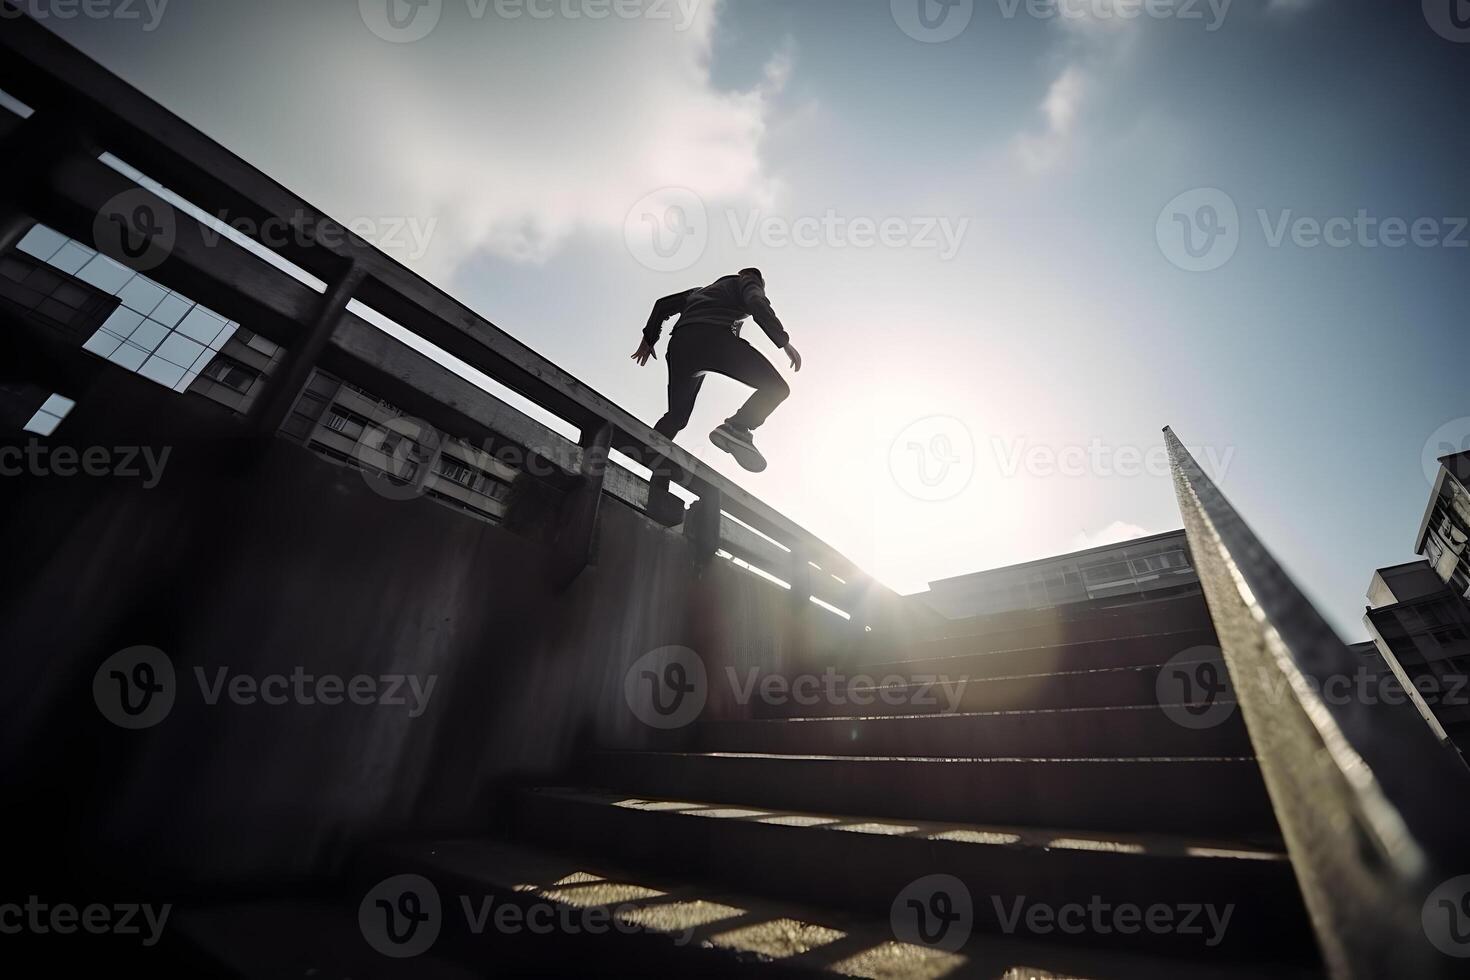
[784,343,803,373]
[631,340,657,367]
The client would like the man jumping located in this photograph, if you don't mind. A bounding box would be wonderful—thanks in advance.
[631,268,801,474]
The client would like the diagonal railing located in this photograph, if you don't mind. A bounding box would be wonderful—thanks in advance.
[1165,426,1470,979]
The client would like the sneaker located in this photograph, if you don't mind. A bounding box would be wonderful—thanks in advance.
[709,422,768,473]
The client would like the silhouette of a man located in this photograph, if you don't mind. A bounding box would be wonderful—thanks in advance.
[632,268,801,475]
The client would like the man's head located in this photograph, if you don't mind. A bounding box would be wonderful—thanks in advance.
[739,267,764,284]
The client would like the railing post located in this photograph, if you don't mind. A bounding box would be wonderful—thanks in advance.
[551,421,613,588]
[789,545,813,612]
[250,259,365,437]
[1164,425,1470,980]
[684,489,721,564]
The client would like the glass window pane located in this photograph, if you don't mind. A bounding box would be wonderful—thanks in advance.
[150,294,192,328]
[138,356,187,389]
[116,275,169,317]
[76,255,136,294]
[17,225,67,262]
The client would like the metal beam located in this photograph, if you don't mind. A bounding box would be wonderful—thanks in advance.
[1165,426,1470,979]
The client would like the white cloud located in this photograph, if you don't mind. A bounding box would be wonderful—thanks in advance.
[1014,65,1089,173]
[130,1,791,283]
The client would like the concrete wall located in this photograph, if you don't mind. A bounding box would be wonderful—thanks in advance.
[0,369,891,891]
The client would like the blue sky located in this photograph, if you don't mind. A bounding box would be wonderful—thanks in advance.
[37,0,1470,638]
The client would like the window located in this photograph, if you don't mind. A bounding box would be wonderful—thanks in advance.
[18,223,240,393]
[437,459,476,487]
[23,394,75,437]
[202,357,258,394]
[322,407,368,440]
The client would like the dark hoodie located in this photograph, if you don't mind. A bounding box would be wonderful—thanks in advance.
[641,270,790,351]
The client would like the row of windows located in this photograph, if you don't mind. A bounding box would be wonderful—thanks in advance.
[1423,479,1470,598]
[320,401,511,503]
[18,223,240,395]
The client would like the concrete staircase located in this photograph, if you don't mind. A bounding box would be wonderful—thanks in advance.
[174,593,1321,977]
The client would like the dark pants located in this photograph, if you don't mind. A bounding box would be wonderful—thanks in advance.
[654,325,789,440]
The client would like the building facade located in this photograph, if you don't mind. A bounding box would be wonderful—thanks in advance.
[920,529,1200,619]
[1362,452,1470,762]
[3,222,569,528]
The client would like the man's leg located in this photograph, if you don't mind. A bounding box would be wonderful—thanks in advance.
[655,365,703,441]
[648,358,703,497]
[708,336,790,432]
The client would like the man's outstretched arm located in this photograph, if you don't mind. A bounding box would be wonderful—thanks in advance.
[641,290,694,349]
[633,289,693,366]
[740,274,801,372]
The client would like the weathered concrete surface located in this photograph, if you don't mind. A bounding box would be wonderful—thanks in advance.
[0,369,877,889]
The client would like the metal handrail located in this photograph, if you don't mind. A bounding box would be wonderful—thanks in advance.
[1165,426,1470,978]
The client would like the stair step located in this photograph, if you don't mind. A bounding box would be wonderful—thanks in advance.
[861,595,1216,667]
[585,751,1277,838]
[925,592,1213,640]
[513,788,1311,961]
[354,838,1314,978]
[853,628,1220,680]
[751,657,1234,719]
[673,702,1248,758]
